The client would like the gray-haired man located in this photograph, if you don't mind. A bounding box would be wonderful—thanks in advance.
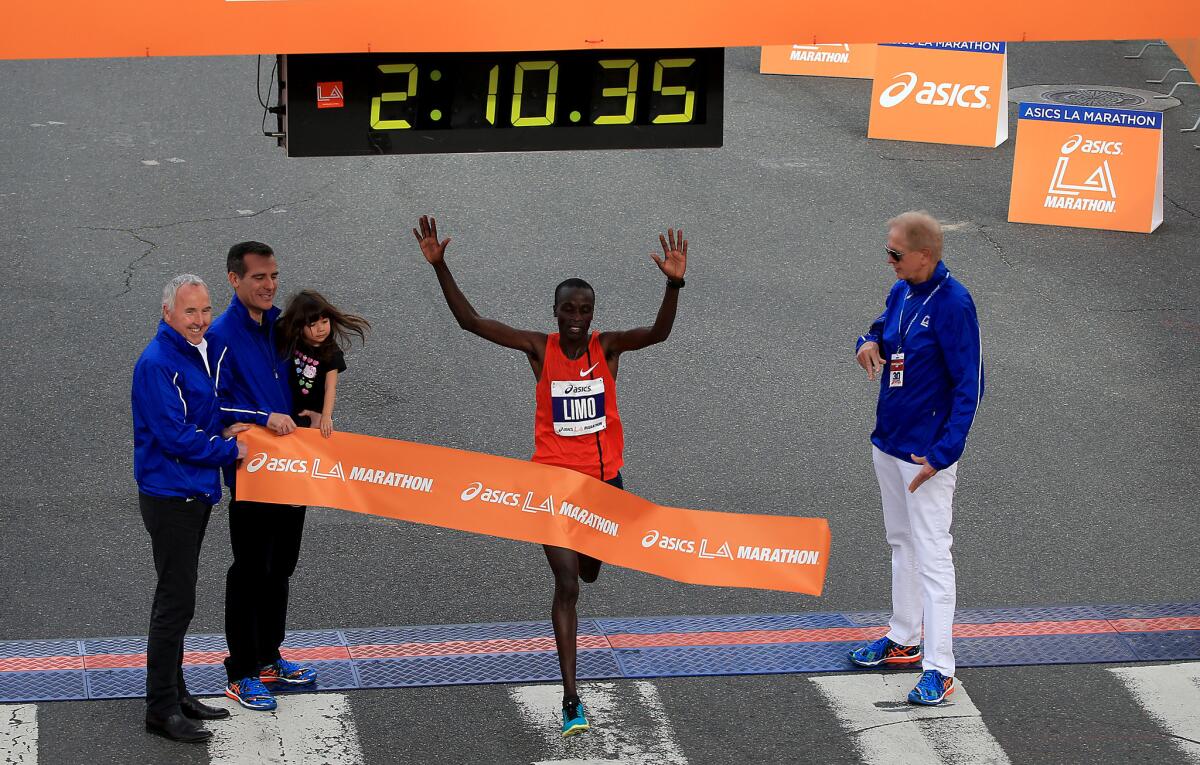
[132,275,248,742]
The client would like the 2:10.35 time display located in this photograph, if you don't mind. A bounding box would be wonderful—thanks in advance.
[280,49,724,156]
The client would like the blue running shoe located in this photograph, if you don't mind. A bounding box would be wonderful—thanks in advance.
[849,637,922,668]
[260,658,317,686]
[908,669,955,705]
[562,698,589,737]
[225,677,277,711]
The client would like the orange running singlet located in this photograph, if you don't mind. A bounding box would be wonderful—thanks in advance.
[533,332,624,481]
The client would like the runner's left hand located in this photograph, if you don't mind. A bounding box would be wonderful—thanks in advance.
[908,455,937,493]
[652,228,687,280]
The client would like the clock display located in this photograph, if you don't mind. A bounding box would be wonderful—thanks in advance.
[279,49,723,156]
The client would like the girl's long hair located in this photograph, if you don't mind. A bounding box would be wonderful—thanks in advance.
[276,289,370,361]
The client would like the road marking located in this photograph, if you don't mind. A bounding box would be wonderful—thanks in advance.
[510,681,688,764]
[1109,663,1200,762]
[141,160,160,166]
[810,674,1009,765]
[207,693,362,765]
[1,704,38,765]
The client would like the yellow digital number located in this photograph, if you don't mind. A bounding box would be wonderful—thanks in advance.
[369,64,418,130]
[651,58,695,124]
[594,59,638,125]
[511,61,559,127]
[485,65,499,125]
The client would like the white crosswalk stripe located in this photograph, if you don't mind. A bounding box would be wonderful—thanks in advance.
[0,704,37,765]
[206,693,363,765]
[810,673,1010,765]
[1109,662,1200,763]
[509,681,688,765]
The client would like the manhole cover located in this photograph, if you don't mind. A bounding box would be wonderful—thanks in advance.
[1008,84,1179,112]
[1042,88,1146,107]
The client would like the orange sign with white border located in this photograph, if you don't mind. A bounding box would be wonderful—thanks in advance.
[760,44,877,78]
[1008,102,1163,233]
[868,42,1008,147]
[236,427,831,595]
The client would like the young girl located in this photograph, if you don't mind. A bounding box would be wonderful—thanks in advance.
[276,290,370,437]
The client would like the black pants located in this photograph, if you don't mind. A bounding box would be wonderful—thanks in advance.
[223,499,307,682]
[140,493,212,717]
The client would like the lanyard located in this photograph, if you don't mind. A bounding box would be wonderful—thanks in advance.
[896,276,947,353]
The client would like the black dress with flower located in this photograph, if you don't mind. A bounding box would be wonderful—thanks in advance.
[288,341,346,427]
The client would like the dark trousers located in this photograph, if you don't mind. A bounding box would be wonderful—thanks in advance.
[140,493,212,717]
[223,499,307,682]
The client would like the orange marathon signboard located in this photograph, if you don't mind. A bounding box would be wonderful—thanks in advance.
[760,44,877,79]
[868,42,1008,147]
[236,427,831,595]
[1008,102,1163,233]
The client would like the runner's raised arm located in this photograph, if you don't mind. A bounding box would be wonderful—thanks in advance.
[599,228,688,359]
[414,215,546,369]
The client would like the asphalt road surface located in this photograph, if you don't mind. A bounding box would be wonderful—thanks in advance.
[0,41,1197,764]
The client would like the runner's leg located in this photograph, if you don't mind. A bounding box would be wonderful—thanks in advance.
[543,544,582,700]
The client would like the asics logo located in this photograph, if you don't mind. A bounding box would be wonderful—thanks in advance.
[878,72,918,107]
[878,71,991,109]
[580,363,600,377]
[245,452,269,473]
[1061,133,1122,156]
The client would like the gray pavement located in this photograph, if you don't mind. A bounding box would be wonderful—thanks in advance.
[0,42,1198,763]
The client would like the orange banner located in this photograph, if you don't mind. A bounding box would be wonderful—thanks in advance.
[235,427,831,595]
[868,42,1008,147]
[1008,102,1163,233]
[1166,38,1200,80]
[2,1,1198,61]
[760,44,877,79]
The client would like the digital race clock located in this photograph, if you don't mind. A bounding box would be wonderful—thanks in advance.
[278,49,723,156]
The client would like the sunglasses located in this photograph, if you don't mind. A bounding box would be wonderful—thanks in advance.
[885,246,906,262]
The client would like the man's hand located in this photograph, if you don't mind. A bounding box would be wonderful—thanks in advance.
[908,455,937,493]
[413,215,451,266]
[236,441,248,460]
[222,423,251,439]
[320,416,334,439]
[651,228,687,280]
[857,341,885,380]
[266,412,297,436]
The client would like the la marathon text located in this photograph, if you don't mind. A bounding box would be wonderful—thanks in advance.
[1019,103,1164,129]
[640,530,822,566]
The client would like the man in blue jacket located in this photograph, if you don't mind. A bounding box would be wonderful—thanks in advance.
[847,211,984,706]
[133,275,248,742]
[209,241,317,712]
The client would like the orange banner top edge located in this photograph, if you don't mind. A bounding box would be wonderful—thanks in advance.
[2,1,1197,60]
[235,427,831,595]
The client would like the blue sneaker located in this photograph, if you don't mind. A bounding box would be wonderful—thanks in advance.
[562,698,589,737]
[260,658,317,686]
[908,669,955,705]
[849,636,922,668]
[225,677,277,711]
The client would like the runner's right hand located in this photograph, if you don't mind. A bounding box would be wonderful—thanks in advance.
[413,215,451,265]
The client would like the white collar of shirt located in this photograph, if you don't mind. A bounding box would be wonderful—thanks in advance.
[189,337,211,376]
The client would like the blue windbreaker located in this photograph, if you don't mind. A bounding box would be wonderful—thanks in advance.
[132,321,240,503]
[208,294,293,487]
[856,261,984,470]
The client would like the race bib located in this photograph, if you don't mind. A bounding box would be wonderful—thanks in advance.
[551,379,607,436]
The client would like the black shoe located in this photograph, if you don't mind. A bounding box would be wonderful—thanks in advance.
[145,712,213,743]
[181,695,231,720]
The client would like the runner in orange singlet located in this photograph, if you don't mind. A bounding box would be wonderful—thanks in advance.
[414,215,688,736]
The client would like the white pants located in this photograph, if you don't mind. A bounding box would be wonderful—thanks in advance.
[872,446,958,677]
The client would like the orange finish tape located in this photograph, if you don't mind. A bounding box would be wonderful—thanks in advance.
[236,427,831,595]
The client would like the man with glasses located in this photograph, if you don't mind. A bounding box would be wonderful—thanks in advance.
[847,211,984,706]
